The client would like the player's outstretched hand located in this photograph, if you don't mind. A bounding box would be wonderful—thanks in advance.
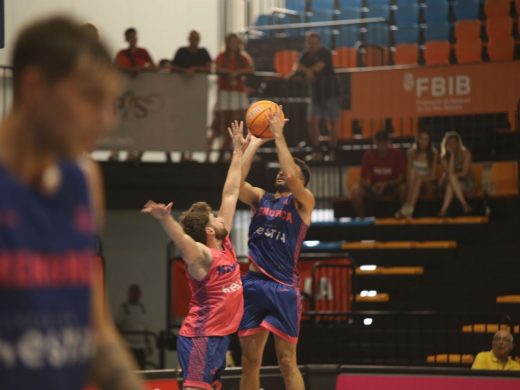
[266,105,289,138]
[228,120,252,153]
[141,200,173,220]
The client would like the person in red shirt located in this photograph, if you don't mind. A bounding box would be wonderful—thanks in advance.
[142,121,251,390]
[351,130,406,217]
[208,33,254,162]
[114,28,156,72]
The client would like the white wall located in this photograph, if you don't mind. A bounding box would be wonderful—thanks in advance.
[0,0,222,65]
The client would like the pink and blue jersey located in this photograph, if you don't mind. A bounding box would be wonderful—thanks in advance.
[0,161,95,389]
[248,193,308,287]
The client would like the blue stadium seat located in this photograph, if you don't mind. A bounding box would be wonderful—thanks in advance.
[338,7,362,20]
[366,5,391,19]
[396,0,420,5]
[394,24,419,44]
[309,10,334,22]
[425,22,451,41]
[367,0,390,5]
[312,0,335,11]
[395,4,419,25]
[276,13,305,37]
[424,2,449,23]
[254,14,273,38]
[339,0,362,8]
[337,25,360,47]
[285,0,307,12]
[365,23,389,45]
[454,0,480,21]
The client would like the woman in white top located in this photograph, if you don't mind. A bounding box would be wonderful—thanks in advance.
[438,131,474,217]
[397,130,438,218]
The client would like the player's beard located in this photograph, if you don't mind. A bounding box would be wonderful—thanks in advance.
[214,226,229,240]
[275,182,290,193]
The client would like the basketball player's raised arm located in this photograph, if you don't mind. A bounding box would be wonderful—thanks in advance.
[239,132,269,209]
[268,107,315,211]
[141,201,211,265]
[219,121,251,232]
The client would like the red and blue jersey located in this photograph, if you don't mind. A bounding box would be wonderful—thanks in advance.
[248,193,309,287]
[0,161,95,390]
[180,236,244,337]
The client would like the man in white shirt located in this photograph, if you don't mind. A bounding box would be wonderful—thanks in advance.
[116,284,153,369]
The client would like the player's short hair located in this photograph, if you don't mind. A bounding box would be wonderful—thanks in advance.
[12,16,112,103]
[294,158,311,186]
[125,27,136,38]
[180,202,212,245]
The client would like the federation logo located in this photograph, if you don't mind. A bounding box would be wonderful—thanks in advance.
[403,72,414,92]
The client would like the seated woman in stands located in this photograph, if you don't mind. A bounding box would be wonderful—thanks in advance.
[397,130,438,218]
[438,131,474,217]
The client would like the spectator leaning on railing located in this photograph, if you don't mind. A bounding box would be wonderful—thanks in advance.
[472,330,520,371]
[114,27,156,72]
[287,31,341,161]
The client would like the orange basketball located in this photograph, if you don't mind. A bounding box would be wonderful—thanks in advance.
[245,100,284,139]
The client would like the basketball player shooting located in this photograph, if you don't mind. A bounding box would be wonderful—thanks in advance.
[238,106,315,390]
[142,122,250,390]
[0,17,143,390]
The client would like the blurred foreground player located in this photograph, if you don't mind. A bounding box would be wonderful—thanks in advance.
[0,17,143,389]
[238,108,315,390]
[142,122,250,389]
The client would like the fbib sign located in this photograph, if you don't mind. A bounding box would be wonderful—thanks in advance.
[413,75,471,98]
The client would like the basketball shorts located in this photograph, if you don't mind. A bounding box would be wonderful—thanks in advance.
[238,271,301,344]
[177,335,230,390]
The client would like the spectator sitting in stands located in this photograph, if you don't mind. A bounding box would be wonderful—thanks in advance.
[208,33,254,162]
[396,130,438,218]
[116,284,153,370]
[172,30,212,75]
[115,27,156,72]
[288,31,341,161]
[351,130,406,218]
[158,58,172,72]
[472,330,520,370]
[438,131,474,217]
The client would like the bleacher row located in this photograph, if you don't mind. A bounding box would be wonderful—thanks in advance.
[253,0,520,71]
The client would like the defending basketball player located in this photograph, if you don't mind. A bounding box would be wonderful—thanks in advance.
[0,17,143,389]
[142,122,250,390]
[238,106,315,390]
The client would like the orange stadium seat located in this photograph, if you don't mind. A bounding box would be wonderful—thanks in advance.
[394,43,419,65]
[333,47,358,68]
[427,354,474,365]
[456,40,482,63]
[487,37,515,61]
[273,50,299,77]
[486,18,513,40]
[484,0,511,19]
[497,295,520,303]
[455,20,481,41]
[392,116,417,137]
[424,41,451,65]
[344,167,361,195]
[489,161,519,196]
[363,45,388,66]
[462,323,520,334]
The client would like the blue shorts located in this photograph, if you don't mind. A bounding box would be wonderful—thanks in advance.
[177,335,229,390]
[238,271,301,344]
[310,96,341,122]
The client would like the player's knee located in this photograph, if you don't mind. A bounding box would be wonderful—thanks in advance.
[277,352,297,373]
[241,351,263,369]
